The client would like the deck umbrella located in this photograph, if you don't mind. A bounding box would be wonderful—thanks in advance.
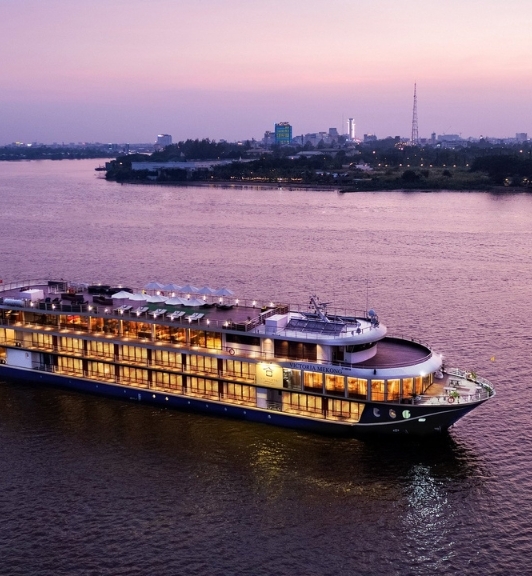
[197,286,215,295]
[214,287,235,296]
[163,283,182,292]
[144,281,165,291]
[179,284,200,294]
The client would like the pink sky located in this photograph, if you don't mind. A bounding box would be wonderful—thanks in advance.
[1,0,531,143]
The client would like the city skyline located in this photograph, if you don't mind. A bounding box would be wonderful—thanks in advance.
[1,0,531,144]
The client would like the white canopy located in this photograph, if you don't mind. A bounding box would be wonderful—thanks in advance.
[127,293,147,302]
[144,281,165,290]
[214,287,235,296]
[165,297,186,306]
[163,283,182,292]
[146,294,168,303]
[197,286,215,295]
[187,298,205,307]
[111,290,134,299]
[179,284,200,294]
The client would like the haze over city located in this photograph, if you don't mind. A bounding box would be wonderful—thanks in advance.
[1,0,531,144]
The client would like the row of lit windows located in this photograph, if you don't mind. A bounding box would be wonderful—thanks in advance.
[293,369,431,401]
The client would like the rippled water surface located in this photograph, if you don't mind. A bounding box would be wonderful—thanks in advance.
[1,160,531,575]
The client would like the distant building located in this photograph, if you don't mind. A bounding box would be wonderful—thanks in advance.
[263,130,276,147]
[328,127,339,138]
[363,134,377,142]
[156,134,172,148]
[274,122,292,145]
[347,118,356,140]
[516,133,528,143]
[437,134,461,142]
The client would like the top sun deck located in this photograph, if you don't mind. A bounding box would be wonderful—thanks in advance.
[0,280,380,342]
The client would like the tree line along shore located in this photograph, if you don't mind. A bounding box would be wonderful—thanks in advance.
[104,138,532,192]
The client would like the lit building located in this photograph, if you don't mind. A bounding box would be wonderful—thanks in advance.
[274,122,292,145]
[156,134,172,148]
[347,118,356,140]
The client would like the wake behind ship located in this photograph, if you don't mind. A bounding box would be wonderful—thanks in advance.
[0,280,495,436]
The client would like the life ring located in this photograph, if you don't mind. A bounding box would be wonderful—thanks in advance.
[448,396,455,404]
[228,347,235,355]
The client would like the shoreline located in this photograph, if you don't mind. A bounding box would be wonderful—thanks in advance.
[108,178,526,194]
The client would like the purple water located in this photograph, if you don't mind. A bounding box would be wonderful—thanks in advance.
[0,159,531,575]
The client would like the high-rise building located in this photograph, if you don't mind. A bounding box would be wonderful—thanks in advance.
[516,133,528,143]
[274,122,292,145]
[347,118,356,140]
[156,134,172,148]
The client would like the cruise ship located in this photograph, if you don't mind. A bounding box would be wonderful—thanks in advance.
[0,279,495,436]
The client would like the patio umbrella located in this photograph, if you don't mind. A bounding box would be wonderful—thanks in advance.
[197,286,215,295]
[111,291,134,299]
[146,294,168,304]
[166,297,187,306]
[214,287,235,296]
[179,284,200,294]
[144,281,165,291]
[187,298,206,307]
[163,283,182,292]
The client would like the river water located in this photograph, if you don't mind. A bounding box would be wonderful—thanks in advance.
[0,159,531,575]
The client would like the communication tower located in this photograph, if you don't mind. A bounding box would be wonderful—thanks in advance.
[411,83,419,145]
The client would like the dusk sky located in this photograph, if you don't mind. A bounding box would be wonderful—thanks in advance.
[1,0,531,144]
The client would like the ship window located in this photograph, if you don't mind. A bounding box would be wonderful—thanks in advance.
[58,356,83,376]
[329,399,361,422]
[188,377,218,399]
[189,355,218,376]
[153,350,182,370]
[225,360,256,381]
[88,361,113,380]
[153,371,182,391]
[283,368,302,390]
[206,331,222,350]
[225,383,256,405]
[325,374,345,397]
[283,392,322,417]
[414,376,423,395]
[347,377,367,400]
[370,379,385,402]
[88,340,113,360]
[387,379,400,401]
[122,345,148,365]
[303,371,323,393]
[121,366,149,387]
[31,332,53,350]
[274,340,317,362]
[402,378,414,398]
[190,330,206,348]
[60,336,83,355]
[226,333,260,347]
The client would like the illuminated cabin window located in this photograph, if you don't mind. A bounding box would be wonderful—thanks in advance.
[153,371,182,392]
[59,336,83,355]
[283,392,323,417]
[0,346,6,361]
[325,374,345,397]
[188,355,218,376]
[58,356,83,376]
[88,361,114,381]
[0,328,16,345]
[329,399,362,422]
[225,359,256,381]
[187,377,218,399]
[347,377,367,400]
[152,350,182,370]
[31,332,53,350]
[387,379,401,401]
[402,378,414,397]
[122,345,147,365]
[120,366,149,388]
[224,383,256,406]
[371,379,385,401]
[304,371,323,393]
[88,340,114,360]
